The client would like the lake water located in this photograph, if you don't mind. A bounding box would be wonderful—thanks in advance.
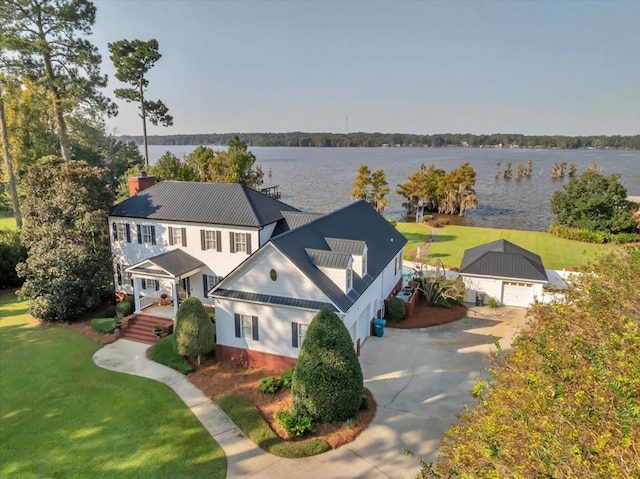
[146,145,640,232]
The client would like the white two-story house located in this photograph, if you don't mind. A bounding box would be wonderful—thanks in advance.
[108,174,299,315]
[109,174,406,368]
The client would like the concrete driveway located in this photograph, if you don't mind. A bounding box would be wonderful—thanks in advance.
[347,304,528,479]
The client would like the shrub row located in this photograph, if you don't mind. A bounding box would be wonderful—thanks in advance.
[215,394,329,458]
[548,223,640,244]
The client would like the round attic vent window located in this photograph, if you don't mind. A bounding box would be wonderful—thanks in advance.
[270,269,277,281]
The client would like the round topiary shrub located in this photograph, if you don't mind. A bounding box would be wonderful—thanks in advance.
[386,297,406,322]
[115,299,132,319]
[173,297,215,362]
[291,307,363,423]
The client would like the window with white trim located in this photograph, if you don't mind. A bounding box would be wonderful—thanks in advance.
[346,267,353,291]
[362,252,367,276]
[234,233,247,253]
[292,322,307,348]
[235,314,258,340]
[141,225,155,244]
[171,227,182,245]
[116,223,127,241]
[204,231,217,250]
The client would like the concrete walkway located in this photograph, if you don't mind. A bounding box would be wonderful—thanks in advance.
[93,305,527,479]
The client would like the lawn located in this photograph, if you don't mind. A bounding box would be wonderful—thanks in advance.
[397,223,615,270]
[0,211,17,230]
[0,291,226,479]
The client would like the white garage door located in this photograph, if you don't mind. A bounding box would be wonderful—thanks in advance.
[502,281,534,307]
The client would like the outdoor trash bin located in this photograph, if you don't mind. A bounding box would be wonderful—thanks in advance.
[373,319,386,337]
[475,292,486,306]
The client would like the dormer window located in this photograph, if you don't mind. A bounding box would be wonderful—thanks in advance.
[346,267,353,291]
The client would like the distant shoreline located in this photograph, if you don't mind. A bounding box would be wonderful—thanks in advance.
[117,132,640,150]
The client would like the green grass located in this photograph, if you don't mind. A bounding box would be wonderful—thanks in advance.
[0,291,225,478]
[397,223,616,270]
[90,317,116,334]
[151,335,195,374]
[215,394,330,458]
[0,211,17,230]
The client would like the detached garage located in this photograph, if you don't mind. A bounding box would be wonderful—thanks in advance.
[459,240,548,307]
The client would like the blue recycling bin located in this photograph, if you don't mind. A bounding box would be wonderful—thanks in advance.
[373,319,386,337]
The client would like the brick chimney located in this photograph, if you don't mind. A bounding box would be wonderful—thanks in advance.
[128,171,156,197]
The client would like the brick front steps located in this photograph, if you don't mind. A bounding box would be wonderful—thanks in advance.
[118,314,173,345]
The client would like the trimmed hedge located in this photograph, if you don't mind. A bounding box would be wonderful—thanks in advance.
[548,223,640,244]
[151,335,194,374]
[90,317,115,334]
[291,307,363,423]
[173,297,215,357]
[115,300,132,318]
[386,297,406,322]
[215,394,329,457]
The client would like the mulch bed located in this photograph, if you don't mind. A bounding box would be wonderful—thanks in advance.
[189,359,376,449]
[386,301,466,329]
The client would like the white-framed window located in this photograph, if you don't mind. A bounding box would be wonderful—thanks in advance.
[346,267,353,291]
[292,322,307,348]
[115,263,133,287]
[141,278,159,291]
[116,223,127,241]
[203,274,219,294]
[138,224,156,245]
[235,314,258,340]
[171,227,182,245]
[234,233,247,253]
[204,231,217,250]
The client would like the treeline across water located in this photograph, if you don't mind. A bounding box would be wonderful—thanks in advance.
[118,132,640,150]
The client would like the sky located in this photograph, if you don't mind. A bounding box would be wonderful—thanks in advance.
[91,0,640,137]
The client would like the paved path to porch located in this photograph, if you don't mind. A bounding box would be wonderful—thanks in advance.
[93,304,527,479]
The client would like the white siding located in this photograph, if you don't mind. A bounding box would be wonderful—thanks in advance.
[109,216,261,301]
[221,245,329,303]
[462,274,546,307]
[215,299,316,358]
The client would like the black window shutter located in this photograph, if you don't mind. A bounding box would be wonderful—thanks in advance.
[216,231,222,252]
[168,227,174,245]
[252,316,259,341]
[229,232,235,253]
[155,280,159,291]
[137,225,142,244]
[126,224,131,243]
[181,227,187,247]
[203,274,208,294]
[246,234,252,255]
[112,222,117,240]
[141,278,146,289]
[234,314,241,338]
[151,226,156,245]
[291,322,298,348]
[116,263,122,286]
[200,230,205,250]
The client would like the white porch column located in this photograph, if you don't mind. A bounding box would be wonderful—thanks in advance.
[172,280,179,317]
[133,277,141,313]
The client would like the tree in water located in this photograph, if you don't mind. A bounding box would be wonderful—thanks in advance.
[1,0,116,161]
[514,162,524,180]
[503,162,512,179]
[438,162,477,216]
[109,39,173,167]
[351,165,371,200]
[525,159,533,177]
[494,161,501,179]
[370,169,390,214]
[568,163,578,177]
[397,163,445,214]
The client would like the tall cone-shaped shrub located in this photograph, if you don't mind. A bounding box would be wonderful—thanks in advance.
[292,307,363,422]
[173,298,215,362]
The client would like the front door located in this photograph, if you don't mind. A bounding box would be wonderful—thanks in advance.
[179,277,191,300]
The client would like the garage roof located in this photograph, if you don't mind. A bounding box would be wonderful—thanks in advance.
[459,239,548,282]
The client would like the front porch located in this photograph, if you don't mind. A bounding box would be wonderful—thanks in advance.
[126,249,207,320]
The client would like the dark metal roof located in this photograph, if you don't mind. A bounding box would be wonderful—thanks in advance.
[212,288,337,312]
[128,249,204,278]
[326,238,366,255]
[306,249,352,269]
[271,200,407,312]
[459,239,548,282]
[110,181,299,227]
[272,211,325,236]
